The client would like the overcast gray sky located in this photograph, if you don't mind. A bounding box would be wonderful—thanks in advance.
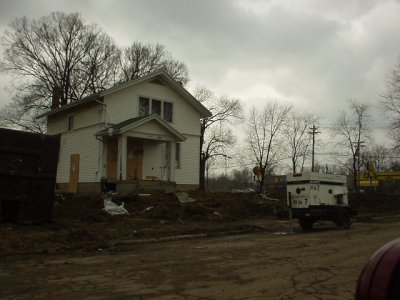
[0,0,399,143]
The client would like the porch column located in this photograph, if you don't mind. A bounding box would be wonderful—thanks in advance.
[169,141,176,182]
[117,134,127,181]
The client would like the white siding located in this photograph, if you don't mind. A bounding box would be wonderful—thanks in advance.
[47,104,103,135]
[141,138,199,185]
[175,135,200,184]
[47,114,67,134]
[134,121,173,136]
[142,141,165,180]
[104,81,201,136]
[49,77,202,186]
[56,125,103,183]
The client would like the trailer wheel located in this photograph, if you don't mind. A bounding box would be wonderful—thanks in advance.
[299,217,314,231]
[336,210,351,229]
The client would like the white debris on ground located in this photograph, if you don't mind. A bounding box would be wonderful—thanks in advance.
[175,192,196,204]
[259,194,279,201]
[231,188,255,193]
[103,194,129,215]
[139,206,154,214]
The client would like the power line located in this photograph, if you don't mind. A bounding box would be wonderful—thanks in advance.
[317,123,392,130]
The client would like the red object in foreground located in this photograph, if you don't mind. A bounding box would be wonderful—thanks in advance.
[356,237,400,299]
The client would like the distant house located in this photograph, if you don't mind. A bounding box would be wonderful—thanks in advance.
[39,70,211,193]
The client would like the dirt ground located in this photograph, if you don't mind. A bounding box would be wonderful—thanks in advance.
[0,192,288,256]
[1,192,400,299]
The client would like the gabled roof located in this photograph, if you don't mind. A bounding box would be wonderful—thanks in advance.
[38,70,212,119]
[96,114,186,141]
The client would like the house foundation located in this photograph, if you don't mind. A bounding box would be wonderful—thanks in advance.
[57,180,197,195]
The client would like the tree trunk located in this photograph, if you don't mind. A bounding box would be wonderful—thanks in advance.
[292,158,297,173]
[199,156,206,192]
[353,157,358,192]
[258,167,266,194]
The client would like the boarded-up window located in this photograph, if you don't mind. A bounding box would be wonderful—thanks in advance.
[152,99,161,116]
[139,97,149,116]
[163,102,173,122]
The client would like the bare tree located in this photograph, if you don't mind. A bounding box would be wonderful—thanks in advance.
[119,42,189,85]
[231,168,254,190]
[246,101,293,194]
[0,12,189,132]
[283,110,317,173]
[381,58,400,149]
[206,167,254,192]
[195,87,243,192]
[206,172,231,192]
[389,159,400,171]
[332,100,370,191]
[361,145,390,172]
[0,12,120,131]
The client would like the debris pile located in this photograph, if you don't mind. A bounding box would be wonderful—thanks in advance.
[0,191,286,255]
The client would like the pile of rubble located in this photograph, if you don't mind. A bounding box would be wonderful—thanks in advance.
[0,191,286,256]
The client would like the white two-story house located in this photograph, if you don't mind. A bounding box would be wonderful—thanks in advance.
[39,70,211,193]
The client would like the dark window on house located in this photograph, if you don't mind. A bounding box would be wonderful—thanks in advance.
[67,115,74,131]
[175,143,181,168]
[139,97,149,116]
[163,102,173,122]
[152,99,161,116]
[329,189,332,194]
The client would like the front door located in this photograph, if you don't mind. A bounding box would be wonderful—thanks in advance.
[106,137,118,180]
[126,139,143,180]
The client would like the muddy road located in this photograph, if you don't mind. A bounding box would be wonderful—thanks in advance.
[1,217,400,299]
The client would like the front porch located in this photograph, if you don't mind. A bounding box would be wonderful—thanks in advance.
[97,114,186,188]
[104,136,178,183]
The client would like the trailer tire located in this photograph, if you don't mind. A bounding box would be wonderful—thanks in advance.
[336,209,351,229]
[299,217,314,231]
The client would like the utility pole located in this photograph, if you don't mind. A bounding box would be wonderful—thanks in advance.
[308,125,320,172]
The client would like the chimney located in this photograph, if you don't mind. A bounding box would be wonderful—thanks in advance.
[60,89,66,106]
[51,86,61,110]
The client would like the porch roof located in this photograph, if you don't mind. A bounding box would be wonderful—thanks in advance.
[96,114,186,142]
